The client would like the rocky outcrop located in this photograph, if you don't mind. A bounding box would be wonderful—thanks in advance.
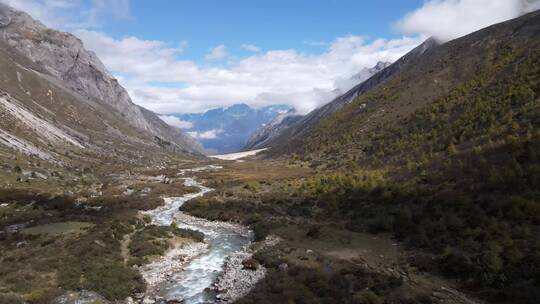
[0,3,202,154]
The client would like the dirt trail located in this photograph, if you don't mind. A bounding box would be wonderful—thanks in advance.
[120,229,134,265]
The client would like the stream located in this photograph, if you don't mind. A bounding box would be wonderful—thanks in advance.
[140,165,253,304]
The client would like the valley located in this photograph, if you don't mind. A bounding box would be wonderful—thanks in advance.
[0,151,486,304]
[0,2,539,304]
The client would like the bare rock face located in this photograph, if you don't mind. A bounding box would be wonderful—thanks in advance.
[0,3,203,154]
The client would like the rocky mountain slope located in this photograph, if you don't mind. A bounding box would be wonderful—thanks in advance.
[0,4,202,172]
[246,61,392,151]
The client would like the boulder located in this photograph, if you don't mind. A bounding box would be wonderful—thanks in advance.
[242,258,260,270]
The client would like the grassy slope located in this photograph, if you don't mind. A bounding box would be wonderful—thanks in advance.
[247,10,540,304]
[299,11,539,168]
[183,161,446,304]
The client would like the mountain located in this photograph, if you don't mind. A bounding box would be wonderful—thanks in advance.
[244,109,303,150]
[275,10,540,164]
[245,61,392,151]
[260,10,540,303]
[0,4,202,170]
[334,61,393,95]
[173,103,290,154]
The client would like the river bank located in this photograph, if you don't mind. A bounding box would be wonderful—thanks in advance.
[214,235,281,303]
[136,165,270,304]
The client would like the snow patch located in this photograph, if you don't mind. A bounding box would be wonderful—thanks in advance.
[209,148,267,161]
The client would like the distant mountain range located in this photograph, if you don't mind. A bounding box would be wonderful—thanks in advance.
[171,104,291,154]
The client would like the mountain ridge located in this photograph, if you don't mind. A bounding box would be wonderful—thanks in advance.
[173,103,290,154]
[244,60,394,151]
[291,10,540,164]
[0,3,203,158]
[0,3,203,171]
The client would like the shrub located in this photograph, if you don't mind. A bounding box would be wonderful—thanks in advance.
[252,222,270,242]
[352,290,383,304]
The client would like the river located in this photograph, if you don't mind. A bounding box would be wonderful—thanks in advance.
[139,165,253,304]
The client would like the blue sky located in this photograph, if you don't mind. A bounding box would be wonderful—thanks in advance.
[105,1,424,62]
[3,0,539,115]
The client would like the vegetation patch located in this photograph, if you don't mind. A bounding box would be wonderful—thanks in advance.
[241,243,430,304]
[128,223,204,265]
[21,221,94,236]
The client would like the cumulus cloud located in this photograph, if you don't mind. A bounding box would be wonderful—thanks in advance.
[205,45,227,61]
[158,115,193,129]
[187,129,224,139]
[397,0,540,42]
[241,44,261,52]
[77,31,422,114]
[75,30,188,80]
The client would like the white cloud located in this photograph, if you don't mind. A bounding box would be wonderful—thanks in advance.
[205,45,227,61]
[241,44,261,52]
[77,30,422,115]
[0,0,130,29]
[75,30,188,79]
[187,129,224,139]
[158,115,193,129]
[397,0,540,42]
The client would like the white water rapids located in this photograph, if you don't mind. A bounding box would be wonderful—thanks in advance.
[139,165,253,303]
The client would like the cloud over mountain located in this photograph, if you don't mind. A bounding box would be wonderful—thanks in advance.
[397,0,540,42]
[77,31,422,115]
[6,0,539,116]
[158,115,193,129]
